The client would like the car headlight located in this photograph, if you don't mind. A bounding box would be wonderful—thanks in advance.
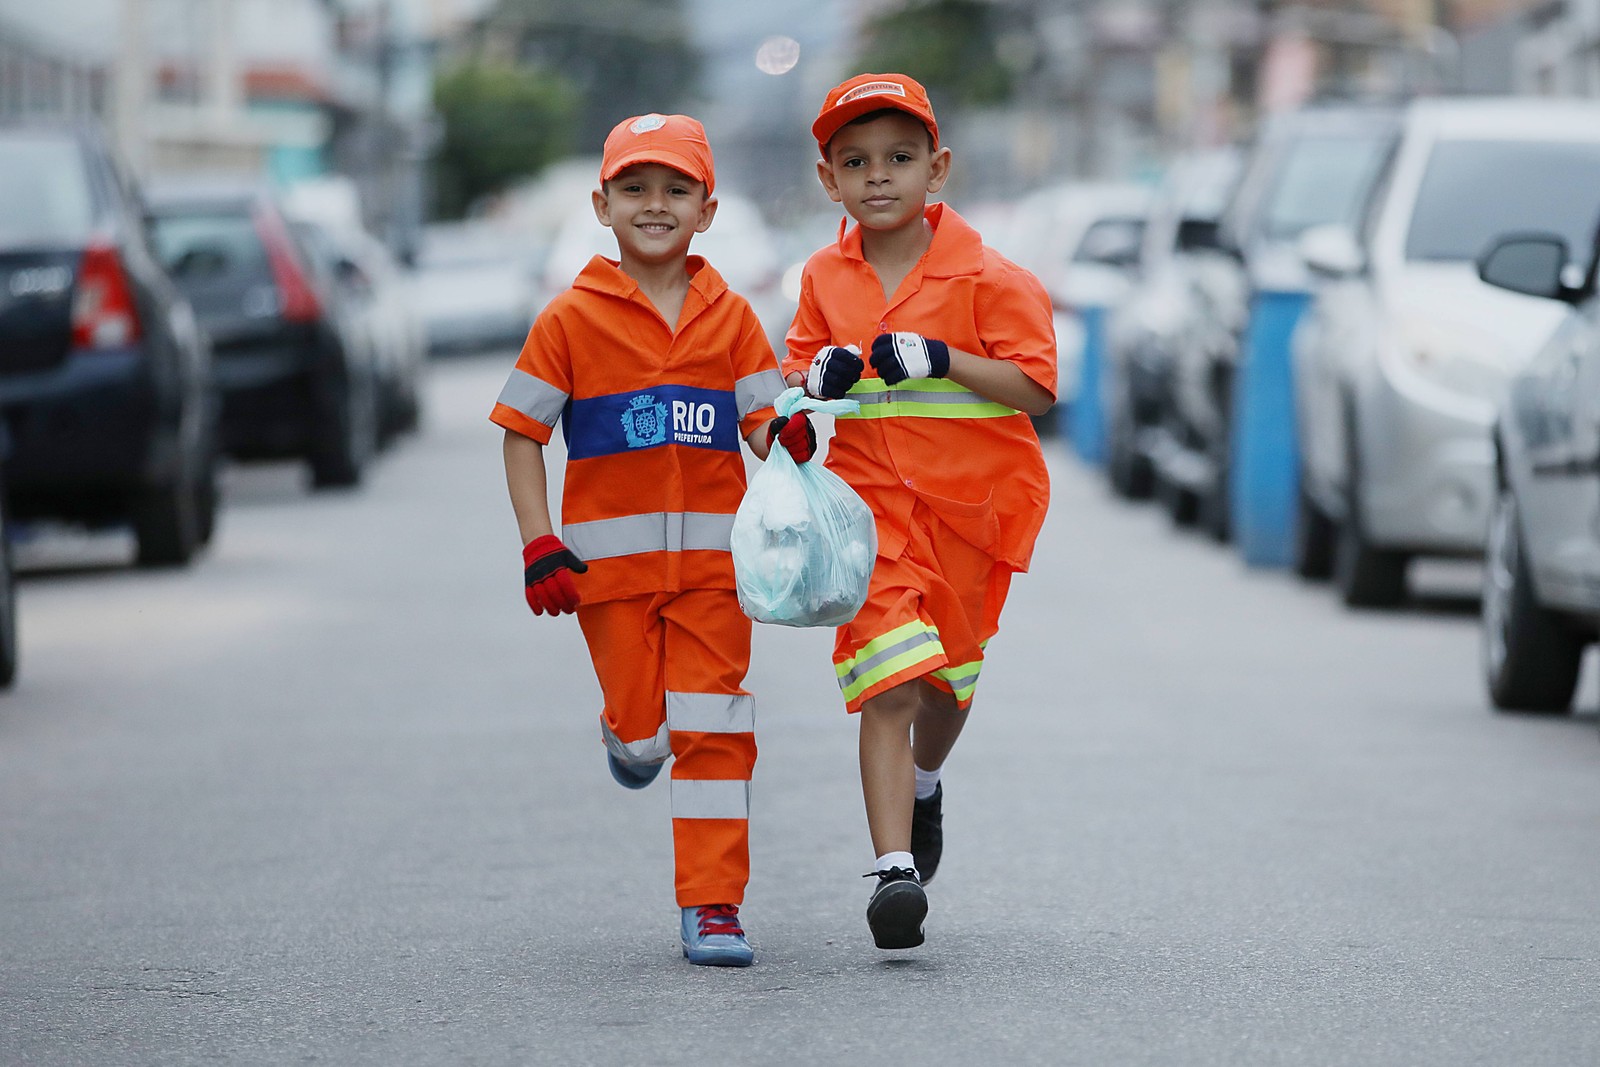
[1386,318,1510,405]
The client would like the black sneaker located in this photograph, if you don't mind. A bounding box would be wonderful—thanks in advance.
[910,783,944,885]
[864,867,927,949]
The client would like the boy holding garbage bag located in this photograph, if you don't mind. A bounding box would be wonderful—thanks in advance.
[492,112,815,967]
[782,74,1058,951]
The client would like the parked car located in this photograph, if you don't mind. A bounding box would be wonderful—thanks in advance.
[1475,224,1600,711]
[994,181,1153,419]
[1292,98,1600,606]
[0,460,16,689]
[1153,102,1400,538]
[1103,148,1242,499]
[290,220,425,444]
[147,179,380,489]
[0,123,219,566]
[413,219,545,355]
[542,190,793,355]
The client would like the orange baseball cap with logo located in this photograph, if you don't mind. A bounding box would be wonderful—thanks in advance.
[600,113,716,194]
[812,72,939,156]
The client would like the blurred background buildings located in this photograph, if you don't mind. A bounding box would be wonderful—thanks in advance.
[0,0,1597,244]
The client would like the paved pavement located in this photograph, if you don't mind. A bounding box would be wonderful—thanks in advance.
[3,351,1599,1066]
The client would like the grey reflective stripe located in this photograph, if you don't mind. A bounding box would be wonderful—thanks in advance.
[497,369,568,426]
[671,778,751,820]
[667,692,755,734]
[935,663,982,688]
[735,369,785,420]
[837,629,943,693]
[601,720,671,765]
[563,512,734,561]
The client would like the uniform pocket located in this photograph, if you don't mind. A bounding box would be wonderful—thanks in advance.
[917,489,1000,554]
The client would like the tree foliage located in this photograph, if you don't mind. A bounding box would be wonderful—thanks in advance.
[430,60,579,219]
[853,0,1016,107]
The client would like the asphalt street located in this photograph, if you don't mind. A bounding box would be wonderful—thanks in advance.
[3,351,1599,1066]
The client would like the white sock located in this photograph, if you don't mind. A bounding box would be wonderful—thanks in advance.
[875,851,916,876]
[913,763,941,801]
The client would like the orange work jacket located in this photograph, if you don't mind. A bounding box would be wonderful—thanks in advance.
[782,203,1056,571]
[492,255,784,603]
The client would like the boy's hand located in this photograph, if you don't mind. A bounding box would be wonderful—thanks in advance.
[806,344,863,399]
[766,412,816,464]
[522,534,588,616]
[870,332,950,385]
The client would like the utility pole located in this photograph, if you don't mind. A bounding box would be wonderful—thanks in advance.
[113,0,149,172]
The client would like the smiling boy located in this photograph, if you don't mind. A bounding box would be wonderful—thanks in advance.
[492,113,815,967]
[782,74,1058,951]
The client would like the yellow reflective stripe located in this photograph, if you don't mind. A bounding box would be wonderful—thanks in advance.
[836,619,945,702]
[837,378,1020,420]
[930,657,983,702]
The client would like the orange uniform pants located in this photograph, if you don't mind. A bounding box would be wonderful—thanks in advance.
[833,498,1014,713]
[576,588,756,907]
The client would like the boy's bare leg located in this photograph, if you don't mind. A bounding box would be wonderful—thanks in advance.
[858,682,923,857]
[911,680,967,773]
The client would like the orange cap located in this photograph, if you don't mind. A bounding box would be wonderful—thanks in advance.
[812,73,939,156]
[599,113,715,194]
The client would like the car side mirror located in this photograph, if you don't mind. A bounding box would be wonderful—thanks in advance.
[1176,218,1221,253]
[1477,233,1584,302]
[1298,224,1364,278]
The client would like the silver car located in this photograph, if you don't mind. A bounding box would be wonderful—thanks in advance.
[1476,226,1600,712]
[1291,97,1600,607]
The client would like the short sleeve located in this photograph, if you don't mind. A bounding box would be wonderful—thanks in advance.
[730,302,783,439]
[781,266,829,381]
[976,262,1058,401]
[489,309,573,444]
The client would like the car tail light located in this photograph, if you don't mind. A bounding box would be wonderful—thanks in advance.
[253,205,321,323]
[71,239,143,348]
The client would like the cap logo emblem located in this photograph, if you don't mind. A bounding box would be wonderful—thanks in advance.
[838,82,907,106]
[630,114,667,134]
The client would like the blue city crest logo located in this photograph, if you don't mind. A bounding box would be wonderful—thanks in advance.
[621,393,668,448]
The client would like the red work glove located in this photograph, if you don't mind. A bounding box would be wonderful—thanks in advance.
[522,534,588,616]
[765,411,816,464]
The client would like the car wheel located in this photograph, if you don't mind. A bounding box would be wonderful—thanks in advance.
[1107,412,1153,500]
[1292,476,1335,581]
[1157,470,1199,526]
[133,436,208,567]
[310,366,378,489]
[1482,486,1584,712]
[1334,413,1406,608]
[0,504,18,690]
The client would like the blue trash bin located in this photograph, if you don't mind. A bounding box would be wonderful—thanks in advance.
[1069,304,1109,465]
[1229,288,1311,567]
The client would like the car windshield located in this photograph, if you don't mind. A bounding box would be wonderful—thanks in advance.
[1260,133,1392,242]
[1404,139,1600,262]
[1072,217,1146,266]
[0,135,94,247]
[149,212,270,282]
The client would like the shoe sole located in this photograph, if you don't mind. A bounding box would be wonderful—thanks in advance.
[866,881,927,950]
[682,945,754,967]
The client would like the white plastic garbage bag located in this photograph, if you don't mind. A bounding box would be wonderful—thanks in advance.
[732,388,877,627]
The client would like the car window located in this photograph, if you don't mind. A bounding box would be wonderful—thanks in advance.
[1072,217,1145,267]
[149,212,271,283]
[1404,139,1600,262]
[1260,133,1393,242]
[0,136,95,246]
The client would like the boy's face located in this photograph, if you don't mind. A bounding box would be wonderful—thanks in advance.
[817,111,951,233]
[592,162,717,268]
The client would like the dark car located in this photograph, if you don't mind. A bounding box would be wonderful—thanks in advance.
[0,123,219,567]
[1476,226,1600,712]
[147,181,379,489]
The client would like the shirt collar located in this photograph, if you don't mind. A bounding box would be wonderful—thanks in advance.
[836,202,985,278]
[572,254,728,306]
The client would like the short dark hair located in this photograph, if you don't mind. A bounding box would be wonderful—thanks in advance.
[827,108,937,157]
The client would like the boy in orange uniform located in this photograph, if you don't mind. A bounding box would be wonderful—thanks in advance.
[782,74,1057,950]
[492,113,816,967]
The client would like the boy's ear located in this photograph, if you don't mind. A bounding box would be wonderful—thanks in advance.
[695,194,719,234]
[815,159,844,204]
[926,147,952,195]
[591,187,612,228]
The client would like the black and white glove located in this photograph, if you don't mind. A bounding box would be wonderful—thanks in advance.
[806,344,863,399]
[870,332,950,385]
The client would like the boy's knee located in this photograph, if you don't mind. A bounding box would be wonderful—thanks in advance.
[860,681,925,725]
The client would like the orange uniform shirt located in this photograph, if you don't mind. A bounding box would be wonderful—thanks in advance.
[782,203,1056,571]
[492,255,784,603]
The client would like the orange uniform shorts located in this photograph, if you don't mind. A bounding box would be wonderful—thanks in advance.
[832,497,1014,713]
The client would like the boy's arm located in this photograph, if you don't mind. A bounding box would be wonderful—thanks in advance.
[944,347,1055,416]
[503,430,555,543]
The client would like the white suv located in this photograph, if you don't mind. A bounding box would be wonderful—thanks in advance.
[1291,97,1600,606]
